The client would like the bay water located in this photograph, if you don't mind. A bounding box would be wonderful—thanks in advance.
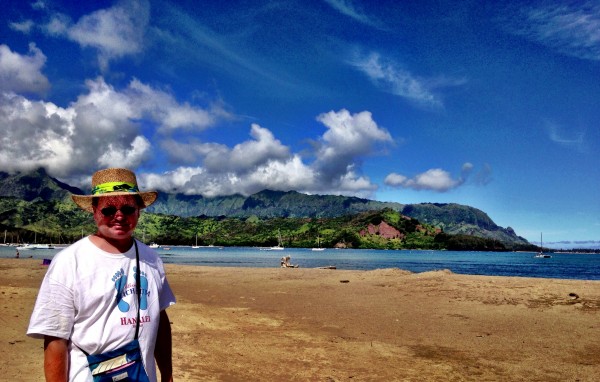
[2,245,598,281]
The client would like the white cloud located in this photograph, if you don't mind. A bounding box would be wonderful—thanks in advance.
[145,154,315,198]
[9,20,35,34]
[0,46,391,199]
[323,0,384,29]
[385,163,474,192]
[383,173,408,186]
[159,139,210,164]
[0,43,49,94]
[149,127,312,197]
[0,93,74,176]
[0,75,226,179]
[313,109,392,181]
[98,135,151,168]
[349,52,442,108]
[238,155,317,196]
[32,0,46,10]
[140,167,205,194]
[507,2,600,61]
[10,1,149,70]
[44,0,150,70]
[385,169,459,191]
[44,13,71,36]
[137,109,392,198]
[331,168,377,195]
[202,124,290,173]
[546,121,586,152]
[126,79,226,131]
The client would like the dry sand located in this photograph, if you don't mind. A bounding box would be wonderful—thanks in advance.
[1,258,599,381]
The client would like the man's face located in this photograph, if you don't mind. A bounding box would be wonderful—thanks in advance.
[93,195,140,241]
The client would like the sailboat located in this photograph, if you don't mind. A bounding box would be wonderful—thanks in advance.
[192,233,200,249]
[192,233,223,249]
[534,233,551,258]
[264,229,284,250]
[311,236,325,251]
[271,229,284,250]
[142,228,160,248]
[18,232,55,249]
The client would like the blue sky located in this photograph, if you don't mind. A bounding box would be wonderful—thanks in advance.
[1,0,598,248]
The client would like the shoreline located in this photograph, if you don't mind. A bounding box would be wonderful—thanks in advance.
[2,259,599,381]
[3,247,599,282]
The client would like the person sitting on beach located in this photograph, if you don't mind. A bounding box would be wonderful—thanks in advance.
[27,168,176,381]
[281,255,298,268]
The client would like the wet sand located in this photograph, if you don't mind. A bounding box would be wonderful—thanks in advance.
[1,258,599,381]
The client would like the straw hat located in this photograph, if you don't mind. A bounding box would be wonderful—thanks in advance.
[71,168,158,213]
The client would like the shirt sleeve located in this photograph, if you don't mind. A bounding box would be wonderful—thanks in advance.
[27,268,75,340]
[158,275,176,311]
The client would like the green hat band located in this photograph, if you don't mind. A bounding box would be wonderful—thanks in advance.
[91,181,139,195]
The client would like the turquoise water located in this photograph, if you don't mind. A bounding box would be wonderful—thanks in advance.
[3,245,599,280]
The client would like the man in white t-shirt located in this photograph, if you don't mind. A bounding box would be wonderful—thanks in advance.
[27,168,176,382]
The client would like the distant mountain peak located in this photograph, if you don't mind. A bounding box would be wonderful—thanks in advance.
[0,167,82,202]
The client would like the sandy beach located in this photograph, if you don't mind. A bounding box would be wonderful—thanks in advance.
[1,258,599,381]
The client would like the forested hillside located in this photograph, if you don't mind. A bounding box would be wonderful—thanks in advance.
[0,168,532,250]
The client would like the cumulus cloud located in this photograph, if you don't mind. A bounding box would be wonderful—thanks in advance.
[98,136,151,168]
[140,154,317,198]
[0,36,392,199]
[505,2,600,61]
[0,43,49,94]
[314,109,393,181]
[0,51,385,198]
[202,124,290,173]
[38,0,150,70]
[140,166,204,194]
[139,109,392,198]
[385,169,462,192]
[157,124,291,172]
[385,163,475,192]
[9,0,149,70]
[188,155,317,197]
[0,92,75,176]
[126,80,228,131]
[0,74,228,179]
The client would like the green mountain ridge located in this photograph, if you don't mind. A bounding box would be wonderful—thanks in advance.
[149,189,403,219]
[0,168,531,249]
[0,168,81,203]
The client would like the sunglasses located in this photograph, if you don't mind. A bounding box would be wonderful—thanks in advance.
[100,205,138,216]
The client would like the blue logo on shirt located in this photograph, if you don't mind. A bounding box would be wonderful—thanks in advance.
[112,267,149,313]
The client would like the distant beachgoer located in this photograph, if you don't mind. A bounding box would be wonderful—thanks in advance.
[27,168,176,381]
[15,249,19,258]
[281,255,298,268]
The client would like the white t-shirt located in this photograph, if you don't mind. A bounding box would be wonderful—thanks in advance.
[27,237,176,382]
